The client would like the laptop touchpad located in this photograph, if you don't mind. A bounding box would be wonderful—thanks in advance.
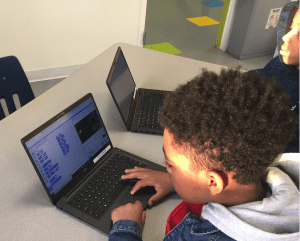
[133,185,156,196]
[128,180,156,196]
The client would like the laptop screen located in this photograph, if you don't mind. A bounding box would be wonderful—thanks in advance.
[106,48,136,124]
[23,95,111,197]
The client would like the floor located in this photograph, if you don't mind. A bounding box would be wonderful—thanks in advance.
[30,0,274,97]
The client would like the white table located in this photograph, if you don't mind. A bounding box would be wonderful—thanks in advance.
[0,43,234,241]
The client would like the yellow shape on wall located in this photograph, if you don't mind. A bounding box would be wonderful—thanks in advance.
[187,16,219,27]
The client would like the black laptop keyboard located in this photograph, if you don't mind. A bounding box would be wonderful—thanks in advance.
[137,91,166,129]
[67,153,146,218]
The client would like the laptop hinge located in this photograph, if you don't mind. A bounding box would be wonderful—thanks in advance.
[129,93,138,127]
[133,87,138,100]
[93,144,111,164]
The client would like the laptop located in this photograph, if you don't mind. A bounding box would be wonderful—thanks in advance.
[21,93,166,234]
[106,47,170,135]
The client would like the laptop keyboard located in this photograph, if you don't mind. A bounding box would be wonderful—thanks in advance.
[137,91,166,129]
[67,153,146,218]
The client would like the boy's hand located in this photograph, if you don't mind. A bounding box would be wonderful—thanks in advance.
[121,167,172,207]
[111,200,146,230]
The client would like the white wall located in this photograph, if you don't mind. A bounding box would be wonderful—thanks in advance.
[0,0,147,81]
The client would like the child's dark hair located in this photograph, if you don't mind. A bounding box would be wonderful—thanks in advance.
[158,66,297,185]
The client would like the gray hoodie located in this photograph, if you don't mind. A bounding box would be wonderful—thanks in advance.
[201,153,299,241]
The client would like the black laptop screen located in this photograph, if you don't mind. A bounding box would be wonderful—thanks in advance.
[107,49,135,123]
[23,97,110,197]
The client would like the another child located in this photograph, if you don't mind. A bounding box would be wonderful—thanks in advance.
[248,2,299,152]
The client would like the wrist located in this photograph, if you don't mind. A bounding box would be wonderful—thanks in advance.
[111,219,143,237]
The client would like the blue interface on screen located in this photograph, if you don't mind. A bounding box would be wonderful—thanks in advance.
[25,97,110,197]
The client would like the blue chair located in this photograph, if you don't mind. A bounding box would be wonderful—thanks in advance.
[0,56,35,120]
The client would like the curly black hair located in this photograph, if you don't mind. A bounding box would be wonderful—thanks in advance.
[158,66,297,185]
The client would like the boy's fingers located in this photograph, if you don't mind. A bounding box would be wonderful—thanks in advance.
[130,179,154,195]
[142,211,146,221]
[121,172,142,180]
[135,200,143,207]
[125,167,147,173]
[148,193,161,207]
[140,210,146,230]
[121,169,150,180]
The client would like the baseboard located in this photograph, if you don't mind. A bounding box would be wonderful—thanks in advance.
[25,64,84,83]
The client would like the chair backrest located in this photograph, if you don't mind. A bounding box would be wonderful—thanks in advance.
[0,56,35,120]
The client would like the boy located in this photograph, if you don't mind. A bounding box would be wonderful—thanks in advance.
[109,67,299,240]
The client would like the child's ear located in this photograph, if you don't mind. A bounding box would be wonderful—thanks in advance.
[207,171,225,196]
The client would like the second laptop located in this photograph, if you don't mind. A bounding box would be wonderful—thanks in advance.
[106,47,169,135]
